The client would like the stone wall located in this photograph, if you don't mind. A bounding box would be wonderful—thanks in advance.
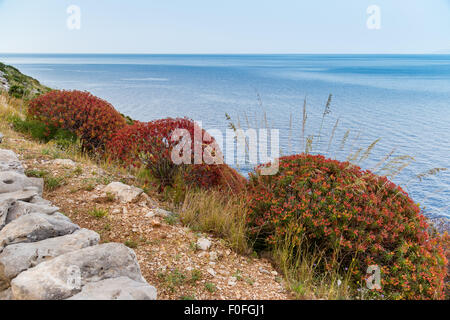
[0,148,157,300]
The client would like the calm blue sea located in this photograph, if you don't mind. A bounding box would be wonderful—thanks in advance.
[0,54,449,219]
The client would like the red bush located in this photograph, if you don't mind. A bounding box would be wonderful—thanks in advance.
[107,118,246,192]
[246,154,447,299]
[28,90,126,150]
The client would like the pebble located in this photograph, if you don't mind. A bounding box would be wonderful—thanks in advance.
[209,251,218,261]
[207,268,216,277]
[258,267,271,275]
[197,238,212,251]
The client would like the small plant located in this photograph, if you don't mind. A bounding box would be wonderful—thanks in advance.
[163,214,178,226]
[233,270,243,281]
[189,241,198,252]
[124,239,138,249]
[44,176,65,191]
[82,179,96,191]
[73,166,83,176]
[190,269,202,284]
[159,269,187,293]
[105,192,115,202]
[25,168,48,178]
[204,282,217,293]
[89,207,108,219]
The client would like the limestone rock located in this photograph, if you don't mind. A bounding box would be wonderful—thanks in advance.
[0,229,99,290]
[0,149,24,173]
[197,238,212,251]
[149,208,175,218]
[104,182,143,203]
[29,195,52,206]
[0,199,14,231]
[67,277,157,300]
[0,189,38,203]
[0,171,43,194]
[11,243,145,300]
[5,201,60,224]
[52,159,76,167]
[0,212,79,251]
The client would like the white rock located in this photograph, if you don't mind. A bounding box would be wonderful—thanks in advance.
[0,171,43,195]
[0,212,79,251]
[0,199,14,231]
[206,268,216,277]
[197,238,212,251]
[104,182,143,203]
[209,251,218,261]
[0,149,24,173]
[0,229,99,290]
[5,201,60,224]
[154,208,174,217]
[11,243,145,300]
[228,277,237,287]
[67,277,157,300]
[258,267,271,275]
[145,211,155,218]
[0,189,38,203]
[52,159,76,167]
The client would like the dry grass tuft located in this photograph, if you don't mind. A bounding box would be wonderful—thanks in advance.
[179,189,250,254]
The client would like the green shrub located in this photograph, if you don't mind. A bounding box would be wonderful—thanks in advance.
[8,114,78,148]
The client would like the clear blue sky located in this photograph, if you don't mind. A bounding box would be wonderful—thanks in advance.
[0,0,449,54]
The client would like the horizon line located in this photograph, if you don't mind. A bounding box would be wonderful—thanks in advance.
[1,52,449,55]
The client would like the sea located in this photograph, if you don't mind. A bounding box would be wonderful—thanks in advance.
[0,54,448,220]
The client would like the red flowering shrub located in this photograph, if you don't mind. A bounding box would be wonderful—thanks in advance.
[28,90,126,151]
[107,118,246,192]
[246,154,447,299]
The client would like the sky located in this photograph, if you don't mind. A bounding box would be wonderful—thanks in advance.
[0,0,449,54]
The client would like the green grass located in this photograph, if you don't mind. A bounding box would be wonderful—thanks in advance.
[158,269,187,293]
[27,169,66,192]
[105,192,115,202]
[25,168,49,178]
[190,269,202,284]
[204,282,217,293]
[124,239,138,249]
[88,207,108,219]
[44,176,65,191]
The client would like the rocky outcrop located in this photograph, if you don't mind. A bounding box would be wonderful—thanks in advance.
[0,229,99,290]
[103,182,143,203]
[68,277,157,300]
[0,147,157,300]
[0,71,9,92]
[11,243,145,300]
